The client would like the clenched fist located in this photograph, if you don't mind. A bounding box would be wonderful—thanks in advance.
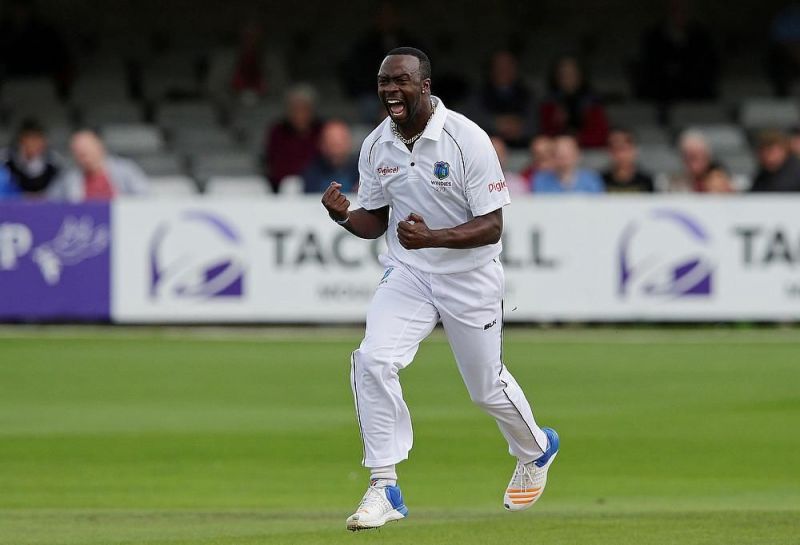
[397,213,437,249]
[321,182,350,222]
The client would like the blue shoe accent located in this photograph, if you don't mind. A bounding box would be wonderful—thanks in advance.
[533,427,560,468]
[384,485,409,517]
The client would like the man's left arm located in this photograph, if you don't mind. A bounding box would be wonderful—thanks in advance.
[397,209,502,249]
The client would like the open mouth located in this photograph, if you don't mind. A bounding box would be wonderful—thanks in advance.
[386,98,406,118]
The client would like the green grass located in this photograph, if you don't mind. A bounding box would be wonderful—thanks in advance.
[0,327,798,544]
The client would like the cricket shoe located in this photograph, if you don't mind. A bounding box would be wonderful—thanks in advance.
[346,479,408,531]
[504,427,559,511]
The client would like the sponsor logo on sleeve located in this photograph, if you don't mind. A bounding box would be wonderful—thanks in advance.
[376,166,400,176]
[489,180,507,193]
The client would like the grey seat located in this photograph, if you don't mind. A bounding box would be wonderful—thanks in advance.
[149,175,200,197]
[156,101,219,131]
[133,152,186,177]
[204,175,269,197]
[581,150,610,172]
[82,101,144,126]
[685,124,748,154]
[102,123,165,155]
[606,102,659,127]
[670,102,731,128]
[638,145,682,176]
[171,127,238,155]
[740,98,800,129]
[192,151,259,180]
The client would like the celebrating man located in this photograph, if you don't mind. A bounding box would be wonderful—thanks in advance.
[321,47,559,532]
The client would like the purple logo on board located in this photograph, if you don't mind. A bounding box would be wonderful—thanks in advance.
[0,202,111,320]
[149,210,245,299]
[618,209,713,299]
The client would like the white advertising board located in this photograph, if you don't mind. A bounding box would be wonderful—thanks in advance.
[112,196,800,322]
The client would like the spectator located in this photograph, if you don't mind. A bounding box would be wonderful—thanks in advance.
[702,164,735,194]
[473,50,535,148]
[265,84,324,193]
[231,21,268,103]
[532,135,604,194]
[1,118,61,197]
[673,130,717,192]
[0,164,17,199]
[766,3,800,97]
[751,129,800,192]
[635,0,718,103]
[519,135,555,182]
[789,127,800,157]
[490,136,529,196]
[339,2,417,123]
[601,128,655,193]
[50,130,149,201]
[302,120,359,194]
[0,0,72,97]
[539,55,609,148]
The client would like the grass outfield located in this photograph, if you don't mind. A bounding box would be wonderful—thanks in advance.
[0,327,798,545]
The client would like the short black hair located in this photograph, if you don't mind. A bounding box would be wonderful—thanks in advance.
[386,46,431,80]
[15,118,46,142]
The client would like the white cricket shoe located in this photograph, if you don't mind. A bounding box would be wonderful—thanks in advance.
[346,479,409,531]
[504,427,560,511]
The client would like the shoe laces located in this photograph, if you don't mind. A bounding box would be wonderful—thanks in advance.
[356,483,391,514]
[511,460,539,489]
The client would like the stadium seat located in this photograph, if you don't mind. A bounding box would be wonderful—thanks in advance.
[349,123,374,148]
[686,124,748,154]
[133,152,186,177]
[204,175,270,197]
[5,104,73,129]
[148,175,200,197]
[718,151,757,179]
[156,101,219,131]
[277,175,304,195]
[606,102,660,127]
[170,127,238,155]
[102,123,165,155]
[638,145,682,176]
[634,125,671,146]
[81,101,144,127]
[70,76,130,108]
[739,99,800,130]
[581,150,609,172]
[669,102,731,128]
[720,77,772,103]
[230,103,284,134]
[1,77,58,108]
[506,149,530,173]
[192,151,259,180]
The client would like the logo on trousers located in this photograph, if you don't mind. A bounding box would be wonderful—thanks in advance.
[618,209,713,299]
[149,210,245,299]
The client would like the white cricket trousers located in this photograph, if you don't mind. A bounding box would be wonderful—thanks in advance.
[350,256,548,468]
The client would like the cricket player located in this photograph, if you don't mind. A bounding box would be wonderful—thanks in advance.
[321,47,559,532]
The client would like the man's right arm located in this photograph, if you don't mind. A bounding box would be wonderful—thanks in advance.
[321,182,389,239]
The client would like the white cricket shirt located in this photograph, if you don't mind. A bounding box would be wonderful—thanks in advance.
[357,97,510,274]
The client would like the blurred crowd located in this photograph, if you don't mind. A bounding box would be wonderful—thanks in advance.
[2,0,800,201]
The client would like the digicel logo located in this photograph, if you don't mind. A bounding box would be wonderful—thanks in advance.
[488,180,507,192]
[377,166,400,176]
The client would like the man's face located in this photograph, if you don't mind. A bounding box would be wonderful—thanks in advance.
[19,132,47,161]
[531,136,554,170]
[320,122,353,166]
[681,141,710,178]
[608,132,637,168]
[377,55,429,126]
[759,143,788,173]
[287,96,314,132]
[70,132,106,173]
[553,136,579,173]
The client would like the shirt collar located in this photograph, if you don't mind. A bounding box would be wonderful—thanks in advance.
[378,96,447,144]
